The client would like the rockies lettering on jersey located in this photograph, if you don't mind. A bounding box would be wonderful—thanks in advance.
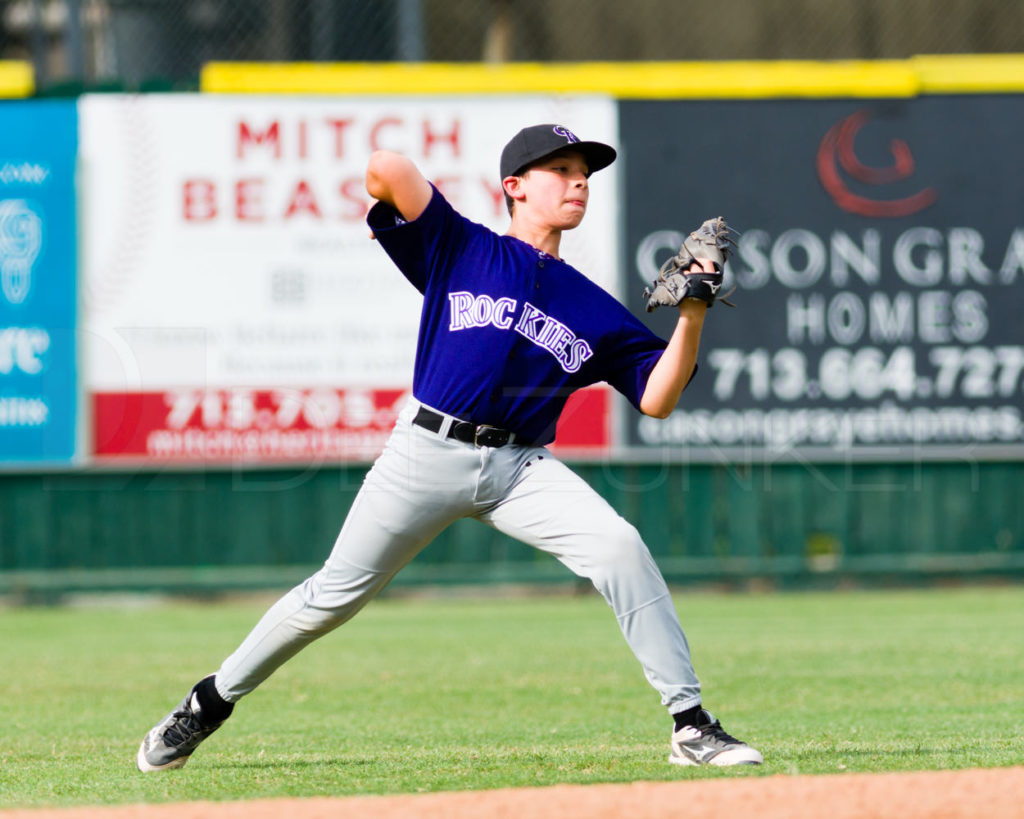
[448,291,594,374]
[447,291,517,331]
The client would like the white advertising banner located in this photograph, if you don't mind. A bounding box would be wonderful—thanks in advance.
[79,95,620,461]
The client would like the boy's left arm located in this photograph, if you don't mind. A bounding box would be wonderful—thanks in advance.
[638,262,712,418]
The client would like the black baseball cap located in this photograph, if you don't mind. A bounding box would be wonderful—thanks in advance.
[500,124,617,180]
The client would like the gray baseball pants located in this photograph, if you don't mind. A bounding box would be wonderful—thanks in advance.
[214,398,702,715]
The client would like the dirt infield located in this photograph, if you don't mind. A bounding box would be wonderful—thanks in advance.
[3,767,1022,819]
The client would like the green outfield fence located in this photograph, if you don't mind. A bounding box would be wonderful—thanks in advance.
[2,460,1022,601]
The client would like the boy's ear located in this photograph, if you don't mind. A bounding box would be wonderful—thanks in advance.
[502,175,526,205]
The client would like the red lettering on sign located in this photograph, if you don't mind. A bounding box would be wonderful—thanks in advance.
[284,179,323,219]
[234,178,264,222]
[183,179,217,221]
[423,119,460,157]
[181,174,487,223]
[339,178,370,220]
[481,178,505,218]
[325,118,354,159]
[238,121,281,159]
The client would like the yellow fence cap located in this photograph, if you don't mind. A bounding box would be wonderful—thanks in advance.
[201,59,928,98]
[911,53,1024,92]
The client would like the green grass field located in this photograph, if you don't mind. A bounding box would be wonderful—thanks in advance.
[1,586,1022,809]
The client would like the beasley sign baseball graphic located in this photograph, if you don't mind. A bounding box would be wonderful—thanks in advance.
[623,97,1024,460]
[79,96,619,462]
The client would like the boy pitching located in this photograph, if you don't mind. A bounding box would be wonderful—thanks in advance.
[137,124,762,771]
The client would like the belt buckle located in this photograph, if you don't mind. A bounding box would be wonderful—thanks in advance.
[474,425,509,447]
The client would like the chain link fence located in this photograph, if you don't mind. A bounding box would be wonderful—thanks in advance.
[3,0,1024,92]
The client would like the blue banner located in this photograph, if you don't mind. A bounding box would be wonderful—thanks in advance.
[0,101,78,464]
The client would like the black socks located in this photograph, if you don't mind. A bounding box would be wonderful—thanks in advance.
[673,705,703,732]
[194,675,235,723]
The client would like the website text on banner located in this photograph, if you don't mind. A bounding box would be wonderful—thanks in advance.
[80,96,619,464]
[625,97,1024,460]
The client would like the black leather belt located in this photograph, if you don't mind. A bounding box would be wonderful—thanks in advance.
[412,406,515,448]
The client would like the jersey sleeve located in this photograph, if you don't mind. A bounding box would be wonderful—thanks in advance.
[366,185,470,294]
[601,312,671,411]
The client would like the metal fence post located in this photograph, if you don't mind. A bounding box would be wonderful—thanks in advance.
[65,0,86,81]
[28,0,48,86]
[396,0,424,62]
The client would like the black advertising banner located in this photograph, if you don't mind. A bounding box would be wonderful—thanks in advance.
[621,97,1024,460]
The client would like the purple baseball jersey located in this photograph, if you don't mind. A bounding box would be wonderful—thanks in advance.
[368,186,668,445]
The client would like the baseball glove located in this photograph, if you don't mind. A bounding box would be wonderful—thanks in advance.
[642,216,735,312]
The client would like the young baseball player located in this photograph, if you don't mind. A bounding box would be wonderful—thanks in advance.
[137,124,763,771]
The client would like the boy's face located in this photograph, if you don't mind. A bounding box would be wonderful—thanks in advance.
[507,150,590,230]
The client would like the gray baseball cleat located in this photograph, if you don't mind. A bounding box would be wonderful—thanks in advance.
[136,676,232,771]
[668,709,763,767]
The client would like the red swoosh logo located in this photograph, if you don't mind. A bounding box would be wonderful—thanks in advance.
[817,110,937,218]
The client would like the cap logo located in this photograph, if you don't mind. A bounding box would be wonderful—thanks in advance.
[553,126,580,144]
